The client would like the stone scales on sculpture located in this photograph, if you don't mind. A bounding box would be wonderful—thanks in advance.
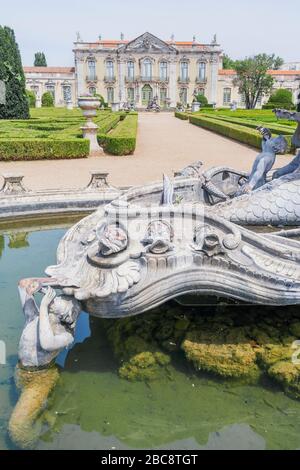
[8,108,300,447]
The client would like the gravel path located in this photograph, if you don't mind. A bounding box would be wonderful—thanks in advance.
[0,113,291,190]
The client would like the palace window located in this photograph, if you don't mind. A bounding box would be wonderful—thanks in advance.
[127,61,135,79]
[197,88,205,96]
[127,87,135,102]
[160,88,167,107]
[223,88,231,105]
[63,85,72,102]
[89,86,96,96]
[180,62,189,81]
[180,87,188,105]
[198,62,206,81]
[88,60,96,80]
[107,87,114,103]
[106,60,114,79]
[30,85,39,96]
[160,62,168,81]
[142,59,152,80]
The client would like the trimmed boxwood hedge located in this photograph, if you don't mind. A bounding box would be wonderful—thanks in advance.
[99,114,138,156]
[189,115,292,151]
[175,112,189,120]
[0,138,90,160]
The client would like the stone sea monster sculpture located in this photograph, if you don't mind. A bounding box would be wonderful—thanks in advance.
[9,108,300,448]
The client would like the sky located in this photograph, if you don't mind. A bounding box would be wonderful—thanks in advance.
[0,0,299,66]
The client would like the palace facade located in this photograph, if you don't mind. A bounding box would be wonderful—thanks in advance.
[24,32,300,109]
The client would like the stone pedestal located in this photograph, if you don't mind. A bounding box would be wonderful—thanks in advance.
[36,98,42,108]
[192,102,201,112]
[81,122,104,156]
[1,174,27,194]
[86,172,110,190]
[66,100,73,110]
[111,102,120,113]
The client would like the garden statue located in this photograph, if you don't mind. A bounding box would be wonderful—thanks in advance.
[9,107,300,448]
[235,126,288,195]
[146,96,160,112]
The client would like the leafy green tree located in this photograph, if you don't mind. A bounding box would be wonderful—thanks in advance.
[272,55,284,70]
[265,88,295,110]
[34,52,47,67]
[42,91,54,107]
[233,54,278,109]
[222,54,236,70]
[196,93,208,106]
[26,89,36,108]
[0,26,29,119]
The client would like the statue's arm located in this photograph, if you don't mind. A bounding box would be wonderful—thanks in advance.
[39,288,74,352]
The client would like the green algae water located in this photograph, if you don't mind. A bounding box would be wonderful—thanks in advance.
[1,225,300,450]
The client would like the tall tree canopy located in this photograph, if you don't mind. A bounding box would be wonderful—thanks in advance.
[0,26,29,119]
[34,52,47,67]
[233,54,283,109]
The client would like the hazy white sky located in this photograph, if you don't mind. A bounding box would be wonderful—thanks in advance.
[1,0,299,66]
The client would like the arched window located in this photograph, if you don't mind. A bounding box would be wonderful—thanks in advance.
[198,62,206,81]
[180,62,189,81]
[106,60,114,79]
[180,87,188,105]
[88,60,96,80]
[160,87,167,107]
[143,59,152,80]
[223,88,232,105]
[89,86,96,96]
[127,87,135,102]
[197,88,205,96]
[107,87,114,103]
[160,62,168,80]
[46,83,55,100]
[127,61,135,80]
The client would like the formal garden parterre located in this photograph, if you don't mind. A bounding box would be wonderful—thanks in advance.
[0,108,138,160]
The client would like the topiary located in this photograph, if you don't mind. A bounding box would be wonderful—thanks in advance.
[267,89,295,109]
[26,90,36,108]
[196,93,208,106]
[41,92,54,107]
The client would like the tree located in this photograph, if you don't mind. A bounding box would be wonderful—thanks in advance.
[42,92,54,107]
[26,90,36,108]
[265,88,295,110]
[196,93,208,106]
[0,26,29,119]
[272,55,284,70]
[222,54,236,70]
[34,52,47,67]
[233,54,278,109]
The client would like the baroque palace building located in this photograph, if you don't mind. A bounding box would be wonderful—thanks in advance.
[24,32,300,109]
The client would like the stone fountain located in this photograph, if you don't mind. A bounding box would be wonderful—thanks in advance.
[8,108,300,448]
[78,96,103,156]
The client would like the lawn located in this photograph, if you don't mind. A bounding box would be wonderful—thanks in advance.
[0,108,138,159]
[175,109,297,151]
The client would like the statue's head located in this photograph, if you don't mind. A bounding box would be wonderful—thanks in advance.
[49,296,81,330]
[267,135,288,154]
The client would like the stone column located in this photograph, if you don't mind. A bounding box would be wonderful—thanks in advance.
[169,59,177,108]
[209,56,218,105]
[118,59,126,105]
[76,55,86,98]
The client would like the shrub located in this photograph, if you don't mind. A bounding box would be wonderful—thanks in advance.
[0,138,89,160]
[175,111,189,120]
[42,92,54,107]
[189,114,291,151]
[26,90,36,108]
[99,114,138,155]
[196,94,208,106]
[265,89,295,110]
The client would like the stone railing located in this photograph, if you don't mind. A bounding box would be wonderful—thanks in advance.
[86,75,98,82]
[104,76,117,84]
[195,77,207,84]
[177,77,190,84]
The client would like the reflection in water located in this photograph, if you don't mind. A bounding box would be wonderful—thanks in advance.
[8,233,29,250]
[0,226,300,450]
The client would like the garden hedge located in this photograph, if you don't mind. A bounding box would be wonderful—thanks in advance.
[175,112,189,120]
[0,138,90,160]
[99,114,138,156]
[189,115,292,151]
